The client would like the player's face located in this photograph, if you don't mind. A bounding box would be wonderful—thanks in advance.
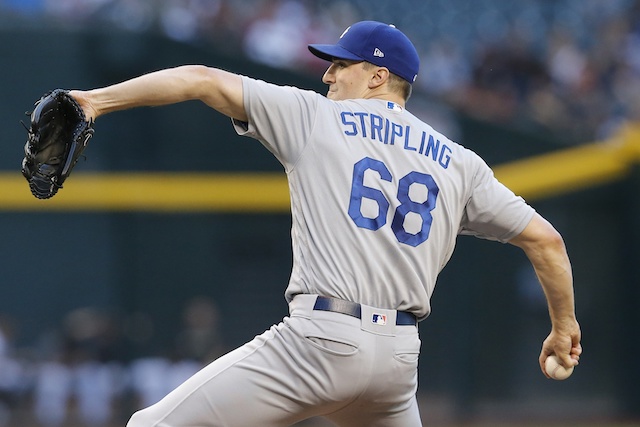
[322,59,370,100]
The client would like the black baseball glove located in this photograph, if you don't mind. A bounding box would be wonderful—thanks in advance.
[21,89,94,199]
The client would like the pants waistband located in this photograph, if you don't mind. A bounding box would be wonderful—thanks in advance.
[293,295,417,326]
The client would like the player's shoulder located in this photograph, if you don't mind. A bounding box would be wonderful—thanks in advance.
[240,76,329,120]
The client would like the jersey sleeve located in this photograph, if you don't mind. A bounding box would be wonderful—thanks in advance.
[232,76,320,170]
[459,155,535,242]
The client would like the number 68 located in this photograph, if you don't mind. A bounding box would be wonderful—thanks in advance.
[348,157,440,247]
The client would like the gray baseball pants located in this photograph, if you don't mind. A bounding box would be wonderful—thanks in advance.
[126,294,422,427]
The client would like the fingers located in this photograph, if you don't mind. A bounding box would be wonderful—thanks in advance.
[557,351,576,369]
[539,359,551,379]
[570,343,582,362]
[539,335,583,378]
[539,348,553,378]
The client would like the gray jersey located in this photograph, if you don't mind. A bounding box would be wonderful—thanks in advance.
[234,76,534,320]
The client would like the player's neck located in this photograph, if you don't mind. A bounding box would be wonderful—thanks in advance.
[366,90,406,108]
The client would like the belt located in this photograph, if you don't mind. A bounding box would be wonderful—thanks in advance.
[313,296,417,326]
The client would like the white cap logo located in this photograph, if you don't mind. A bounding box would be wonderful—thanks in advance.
[340,26,351,39]
[373,48,385,58]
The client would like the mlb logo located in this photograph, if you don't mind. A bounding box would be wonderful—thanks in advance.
[372,313,387,325]
[386,101,403,112]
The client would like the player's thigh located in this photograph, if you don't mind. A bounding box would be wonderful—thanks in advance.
[126,322,310,427]
[327,395,422,427]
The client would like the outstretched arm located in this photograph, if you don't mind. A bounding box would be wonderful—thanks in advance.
[69,65,247,122]
[509,213,582,378]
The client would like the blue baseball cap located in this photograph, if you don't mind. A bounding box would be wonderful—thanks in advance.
[308,21,420,84]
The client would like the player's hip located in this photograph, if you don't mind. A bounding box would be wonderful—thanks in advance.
[289,294,418,333]
[285,295,421,410]
[287,294,421,364]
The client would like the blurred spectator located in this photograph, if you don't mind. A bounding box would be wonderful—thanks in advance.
[128,296,225,412]
[74,361,124,426]
[0,316,23,427]
[174,296,225,364]
[128,357,200,409]
[417,37,471,102]
[33,361,72,427]
[242,0,308,68]
[159,0,222,42]
[128,356,173,409]
[33,307,124,427]
[459,26,550,124]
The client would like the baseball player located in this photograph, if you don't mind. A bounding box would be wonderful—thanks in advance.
[69,21,581,427]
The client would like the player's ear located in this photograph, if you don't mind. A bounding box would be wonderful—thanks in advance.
[369,66,390,89]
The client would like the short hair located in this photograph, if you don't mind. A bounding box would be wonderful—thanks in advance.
[362,62,413,101]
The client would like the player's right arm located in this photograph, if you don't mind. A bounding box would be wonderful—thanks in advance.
[70,65,247,123]
[508,212,582,378]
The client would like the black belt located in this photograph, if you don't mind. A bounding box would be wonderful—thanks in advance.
[313,296,417,326]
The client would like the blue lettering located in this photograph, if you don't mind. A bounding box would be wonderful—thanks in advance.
[390,123,403,146]
[439,144,452,169]
[425,135,440,162]
[341,112,357,136]
[370,114,384,142]
[354,112,368,138]
[338,111,453,170]
[404,126,417,152]
[384,119,390,144]
[418,131,427,154]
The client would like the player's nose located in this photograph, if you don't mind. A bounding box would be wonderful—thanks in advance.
[322,64,336,84]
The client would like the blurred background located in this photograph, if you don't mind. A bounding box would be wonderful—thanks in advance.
[1,0,639,426]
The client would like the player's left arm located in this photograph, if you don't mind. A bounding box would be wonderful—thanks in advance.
[508,212,582,378]
[69,65,247,123]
